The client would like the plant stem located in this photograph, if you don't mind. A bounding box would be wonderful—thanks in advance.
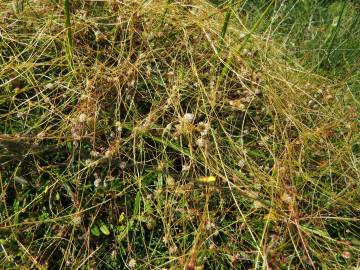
[64,0,74,68]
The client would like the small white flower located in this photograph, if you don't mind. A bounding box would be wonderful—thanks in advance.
[146,65,152,76]
[238,160,245,168]
[115,121,122,132]
[197,122,210,136]
[254,88,262,95]
[37,131,46,139]
[253,201,264,209]
[90,150,100,157]
[162,234,169,244]
[128,258,137,268]
[94,30,101,38]
[45,82,54,90]
[241,48,249,56]
[79,113,87,123]
[196,137,206,148]
[94,178,101,188]
[229,100,246,111]
[205,222,213,231]
[183,113,194,123]
[169,245,178,254]
[85,159,92,165]
[72,132,81,141]
[281,193,293,203]
[128,80,135,87]
[104,150,112,158]
[182,163,191,172]
[119,161,127,169]
[164,123,172,133]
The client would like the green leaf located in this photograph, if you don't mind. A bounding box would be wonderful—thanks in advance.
[301,225,330,238]
[133,191,141,216]
[156,173,163,189]
[118,212,126,223]
[91,225,100,237]
[116,225,128,241]
[99,222,110,236]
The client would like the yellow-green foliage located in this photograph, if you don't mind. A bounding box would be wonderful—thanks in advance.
[0,0,359,269]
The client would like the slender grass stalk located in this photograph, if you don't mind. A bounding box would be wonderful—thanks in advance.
[210,0,238,67]
[217,0,274,84]
[14,0,24,13]
[64,0,74,69]
[160,0,172,26]
[317,0,347,70]
[220,0,235,42]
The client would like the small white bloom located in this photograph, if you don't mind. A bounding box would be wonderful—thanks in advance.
[253,201,264,209]
[94,30,101,38]
[241,48,249,56]
[37,131,46,139]
[281,193,293,203]
[45,82,54,90]
[104,150,112,158]
[183,113,194,123]
[238,159,245,168]
[128,258,136,268]
[146,65,152,75]
[197,122,210,136]
[94,178,101,188]
[205,222,213,231]
[182,163,191,172]
[90,150,99,157]
[119,161,127,169]
[115,121,122,132]
[196,137,206,148]
[72,132,81,141]
[85,159,92,165]
[169,245,178,254]
[79,113,87,123]
[164,123,172,133]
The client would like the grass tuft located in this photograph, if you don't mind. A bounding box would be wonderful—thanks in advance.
[0,0,359,269]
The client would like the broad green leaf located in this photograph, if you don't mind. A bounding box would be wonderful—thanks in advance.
[133,191,141,216]
[99,222,110,236]
[91,226,100,237]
